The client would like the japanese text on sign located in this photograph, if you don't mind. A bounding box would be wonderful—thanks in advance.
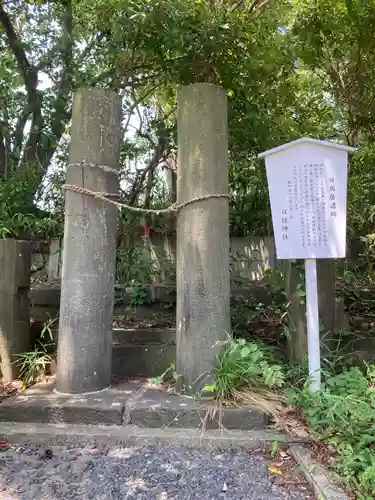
[264,145,348,259]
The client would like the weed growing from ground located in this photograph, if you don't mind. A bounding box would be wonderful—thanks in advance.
[14,346,53,390]
[205,337,285,399]
[293,365,375,498]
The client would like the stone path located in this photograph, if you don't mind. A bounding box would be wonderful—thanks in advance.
[0,442,313,499]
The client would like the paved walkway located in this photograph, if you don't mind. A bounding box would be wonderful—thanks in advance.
[0,442,312,499]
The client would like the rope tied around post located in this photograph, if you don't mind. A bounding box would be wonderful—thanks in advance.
[62,161,230,215]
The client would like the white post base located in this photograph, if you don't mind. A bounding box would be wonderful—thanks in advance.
[305,258,321,391]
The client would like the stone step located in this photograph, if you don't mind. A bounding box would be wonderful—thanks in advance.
[0,380,269,431]
[30,283,283,322]
[0,422,287,449]
[112,328,175,344]
[112,328,175,378]
[34,328,176,379]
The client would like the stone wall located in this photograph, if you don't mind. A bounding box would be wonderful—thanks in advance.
[32,235,277,283]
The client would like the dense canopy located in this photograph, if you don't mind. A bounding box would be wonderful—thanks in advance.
[0,0,374,238]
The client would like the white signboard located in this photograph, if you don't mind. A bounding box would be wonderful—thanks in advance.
[260,138,356,391]
[260,138,355,260]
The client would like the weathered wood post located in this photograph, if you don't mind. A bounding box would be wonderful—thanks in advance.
[0,240,31,381]
[285,260,308,361]
[286,259,345,361]
[56,89,122,394]
[176,83,230,393]
[317,260,337,340]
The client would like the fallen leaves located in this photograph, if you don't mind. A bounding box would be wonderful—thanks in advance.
[0,441,11,451]
[275,404,310,439]
[267,449,315,498]
[229,389,311,441]
[112,312,174,330]
[0,380,22,403]
[268,464,283,475]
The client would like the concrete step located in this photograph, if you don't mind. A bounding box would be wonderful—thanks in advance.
[35,328,176,379]
[0,380,269,431]
[112,328,175,378]
[0,422,287,449]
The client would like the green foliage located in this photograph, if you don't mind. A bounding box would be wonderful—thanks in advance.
[0,226,10,238]
[2,0,375,237]
[14,315,57,389]
[348,143,375,237]
[40,316,57,343]
[115,240,177,305]
[293,366,375,498]
[116,244,155,285]
[0,166,62,238]
[291,0,375,240]
[14,346,53,390]
[116,241,176,286]
[291,0,375,141]
[229,160,271,236]
[129,282,150,307]
[151,362,180,386]
[209,338,285,399]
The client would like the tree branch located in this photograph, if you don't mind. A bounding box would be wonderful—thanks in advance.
[31,0,73,177]
[0,3,44,174]
[128,135,167,205]
[50,0,73,139]
[123,84,161,135]
[11,104,32,163]
[0,4,38,101]
[0,124,6,178]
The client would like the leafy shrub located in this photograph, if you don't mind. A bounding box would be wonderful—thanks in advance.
[116,244,155,285]
[0,166,62,238]
[130,282,150,306]
[293,366,375,498]
[116,241,176,286]
[209,338,285,399]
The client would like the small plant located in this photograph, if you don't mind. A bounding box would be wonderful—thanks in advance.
[0,226,10,239]
[270,437,283,458]
[293,365,375,497]
[14,316,57,389]
[14,345,53,390]
[116,244,154,285]
[206,337,285,399]
[285,356,309,389]
[40,316,58,342]
[130,282,150,306]
[151,362,180,386]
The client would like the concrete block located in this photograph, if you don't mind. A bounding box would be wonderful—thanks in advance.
[0,239,31,290]
[127,387,268,430]
[0,422,288,450]
[112,328,175,378]
[290,445,348,500]
[112,344,175,378]
[0,380,268,431]
[0,240,31,381]
[0,381,138,426]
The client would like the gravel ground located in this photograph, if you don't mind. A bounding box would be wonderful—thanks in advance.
[0,443,312,500]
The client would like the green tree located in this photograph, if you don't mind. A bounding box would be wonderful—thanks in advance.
[0,0,334,236]
[291,0,375,236]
